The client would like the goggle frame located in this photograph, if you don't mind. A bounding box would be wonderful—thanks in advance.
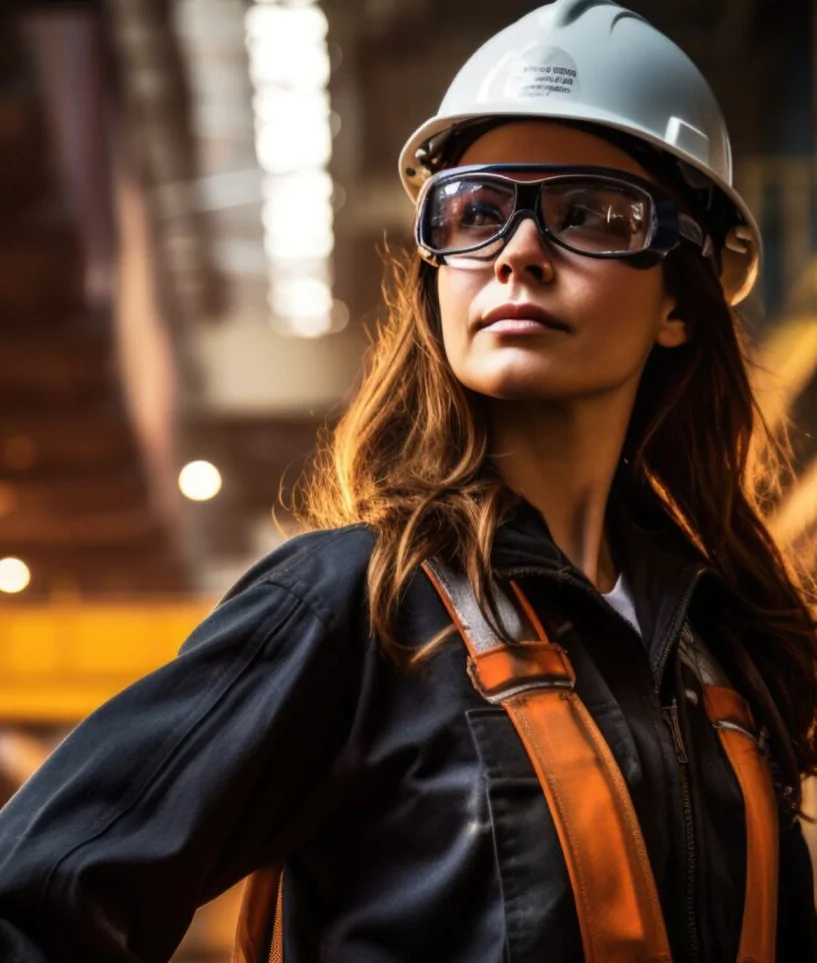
[414,163,712,269]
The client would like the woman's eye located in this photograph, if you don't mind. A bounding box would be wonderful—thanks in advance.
[460,203,504,228]
[562,203,599,228]
[562,202,629,235]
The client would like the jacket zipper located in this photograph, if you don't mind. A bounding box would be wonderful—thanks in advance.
[652,570,705,962]
[662,698,700,963]
[652,573,706,963]
[497,563,706,963]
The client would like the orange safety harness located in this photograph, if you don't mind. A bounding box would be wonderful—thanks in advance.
[232,558,779,963]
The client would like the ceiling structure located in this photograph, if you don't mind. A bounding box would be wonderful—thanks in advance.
[0,10,191,599]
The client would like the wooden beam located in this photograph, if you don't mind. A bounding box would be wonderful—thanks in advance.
[0,409,137,474]
[0,508,165,547]
[0,332,112,401]
[0,86,51,215]
[0,224,85,322]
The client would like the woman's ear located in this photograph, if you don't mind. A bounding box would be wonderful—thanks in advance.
[655,293,691,349]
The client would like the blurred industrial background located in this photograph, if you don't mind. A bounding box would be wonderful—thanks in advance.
[0,0,815,958]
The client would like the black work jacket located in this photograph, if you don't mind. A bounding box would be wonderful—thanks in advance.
[0,499,814,963]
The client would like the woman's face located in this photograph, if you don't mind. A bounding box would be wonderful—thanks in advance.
[435,120,688,404]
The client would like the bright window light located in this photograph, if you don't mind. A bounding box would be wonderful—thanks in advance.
[179,461,223,502]
[271,275,333,318]
[253,90,330,134]
[248,46,331,88]
[245,0,342,337]
[245,4,328,46]
[0,558,31,594]
[263,226,334,261]
[261,169,333,208]
[255,123,332,173]
[289,313,333,338]
[262,207,334,259]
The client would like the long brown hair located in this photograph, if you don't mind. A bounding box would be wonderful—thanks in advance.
[292,241,817,808]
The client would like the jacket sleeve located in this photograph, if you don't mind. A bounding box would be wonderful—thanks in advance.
[0,576,364,963]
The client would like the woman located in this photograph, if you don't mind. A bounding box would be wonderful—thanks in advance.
[0,1,815,961]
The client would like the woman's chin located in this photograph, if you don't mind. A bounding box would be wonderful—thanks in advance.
[472,382,573,403]
[462,356,637,404]
[465,367,578,402]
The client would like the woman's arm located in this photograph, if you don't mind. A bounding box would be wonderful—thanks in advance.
[0,576,362,962]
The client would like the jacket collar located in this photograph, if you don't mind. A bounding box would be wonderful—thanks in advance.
[491,491,708,578]
[491,493,713,683]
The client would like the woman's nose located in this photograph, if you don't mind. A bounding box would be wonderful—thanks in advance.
[493,215,556,285]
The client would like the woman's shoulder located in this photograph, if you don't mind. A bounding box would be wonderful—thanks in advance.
[216,522,377,632]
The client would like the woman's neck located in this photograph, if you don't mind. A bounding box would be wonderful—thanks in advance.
[486,391,634,592]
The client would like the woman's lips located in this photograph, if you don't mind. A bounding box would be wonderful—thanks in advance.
[481,318,567,334]
[478,303,573,334]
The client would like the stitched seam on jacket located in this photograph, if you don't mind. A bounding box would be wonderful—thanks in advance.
[40,584,309,901]
[228,526,370,634]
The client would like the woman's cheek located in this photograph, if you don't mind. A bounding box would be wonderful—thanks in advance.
[438,271,480,350]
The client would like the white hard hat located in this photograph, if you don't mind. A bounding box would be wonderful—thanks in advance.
[398,0,760,305]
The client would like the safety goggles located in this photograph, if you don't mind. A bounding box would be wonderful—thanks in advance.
[414,164,713,269]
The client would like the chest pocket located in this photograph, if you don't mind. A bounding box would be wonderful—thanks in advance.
[466,706,582,963]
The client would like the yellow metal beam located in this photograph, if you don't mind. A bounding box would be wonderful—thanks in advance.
[0,600,214,723]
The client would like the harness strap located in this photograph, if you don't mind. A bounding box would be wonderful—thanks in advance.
[422,558,672,963]
[703,685,779,963]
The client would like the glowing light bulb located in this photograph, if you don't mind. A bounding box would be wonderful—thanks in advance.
[179,461,223,502]
[0,558,31,594]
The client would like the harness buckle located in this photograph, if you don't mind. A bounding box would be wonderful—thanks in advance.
[467,642,576,704]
